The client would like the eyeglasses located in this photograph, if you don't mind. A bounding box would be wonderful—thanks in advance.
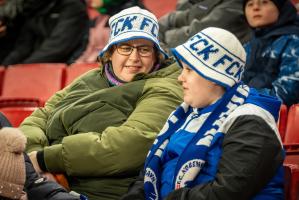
[116,44,154,57]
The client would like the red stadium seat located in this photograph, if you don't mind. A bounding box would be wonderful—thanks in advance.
[0,107,37,127]
[64,63,99,86]
[0,63,66,107]
[0,67,6,96]
[285,104,299,141]
[143,0,177,19]
[278,104,288,142]
[284,104,299,153]
[284,160,299,200]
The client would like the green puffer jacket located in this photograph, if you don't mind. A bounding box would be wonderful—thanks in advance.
[20,63,183,200]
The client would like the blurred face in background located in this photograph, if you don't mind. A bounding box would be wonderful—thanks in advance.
[110,39,157,82]
[245,0,279,28]
[178,62,225,108]
[0,0,23,19]
[88,0,103,8]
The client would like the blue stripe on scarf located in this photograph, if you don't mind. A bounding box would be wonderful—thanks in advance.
[144,83,250,200]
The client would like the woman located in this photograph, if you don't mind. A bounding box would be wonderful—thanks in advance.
[121,27,284,200]
[242,0,299,106]
[20,6,182,200]
[75,0,145,63]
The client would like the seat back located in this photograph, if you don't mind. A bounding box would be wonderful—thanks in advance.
[0,67,6,96]
[143,0,177,19]
[278,104,288,142]
[284,161,299,200]
[0,107,37,127]
[1,63,66,106]
[64,63,99,86]
[284,104,299,144]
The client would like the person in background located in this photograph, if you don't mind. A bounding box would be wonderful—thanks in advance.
[121,27,284,200]
[242,0,299,106]
[1,0,89,66]
[75,0,145,63]
[20,6,182,200]
[158,0,251,53]
[0,127,87,200]
[0,0,24,64]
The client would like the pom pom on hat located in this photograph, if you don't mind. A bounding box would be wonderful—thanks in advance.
[0,127,26,153]
[171,27,246,88]
[0,127,26,199]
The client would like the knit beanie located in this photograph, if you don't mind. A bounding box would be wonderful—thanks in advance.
[0,128,26,199]
[98,6,168,59]
[243,0,287,11]
[171,27,246,88]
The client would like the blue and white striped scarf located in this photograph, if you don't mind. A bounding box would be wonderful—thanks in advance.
[144,83,251,200]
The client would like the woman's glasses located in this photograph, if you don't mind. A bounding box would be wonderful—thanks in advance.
[116,44,154,57]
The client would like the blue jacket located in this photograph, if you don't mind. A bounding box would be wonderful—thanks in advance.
[242,1,299,106]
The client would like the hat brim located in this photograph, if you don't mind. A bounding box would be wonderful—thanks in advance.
[171,46,234,88]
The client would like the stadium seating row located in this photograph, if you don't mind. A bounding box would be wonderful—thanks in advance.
[280,104,299,200]
[0,63,298,200]
[0,63,98,108]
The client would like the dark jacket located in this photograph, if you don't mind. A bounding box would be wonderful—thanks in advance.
[158,0,251,53]
[2,0,89,66]
[24,153,82,200]
[120,114,284,200]
[242,1,299,106]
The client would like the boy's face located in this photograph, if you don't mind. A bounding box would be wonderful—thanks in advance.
[245,0,279,28]
[178,62,225,108]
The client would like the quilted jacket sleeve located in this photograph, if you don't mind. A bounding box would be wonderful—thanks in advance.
[43,76,183,176]
[20,75,90,153]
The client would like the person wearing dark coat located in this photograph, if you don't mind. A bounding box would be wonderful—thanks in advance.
[0,127,87,200]
[1,0,89,66]
[157,0,251,53]
[0,0,25,64]
[242,0,299,106]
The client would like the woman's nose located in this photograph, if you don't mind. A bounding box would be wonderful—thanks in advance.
[128,48,141,61]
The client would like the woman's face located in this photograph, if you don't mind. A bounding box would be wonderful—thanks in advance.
[110,39,157,82]
[245,0,279,28]
[178,62,225,108]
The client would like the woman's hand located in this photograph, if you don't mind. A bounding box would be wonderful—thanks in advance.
[28,151,43,174]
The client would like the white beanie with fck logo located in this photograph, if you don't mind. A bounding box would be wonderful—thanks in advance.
[171,27,246,88]
[98,6,167,59]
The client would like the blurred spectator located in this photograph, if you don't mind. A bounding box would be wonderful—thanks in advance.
[291,0,299,12]
[1,0,89,66]
[158,0,251,53]
[0,0,25,64]
[242,0,299,106]
[0,127,87,200]
[75,0,145,63]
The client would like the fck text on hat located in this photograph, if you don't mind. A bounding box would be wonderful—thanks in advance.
[98,6,167,59]
[171,27,246,88]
